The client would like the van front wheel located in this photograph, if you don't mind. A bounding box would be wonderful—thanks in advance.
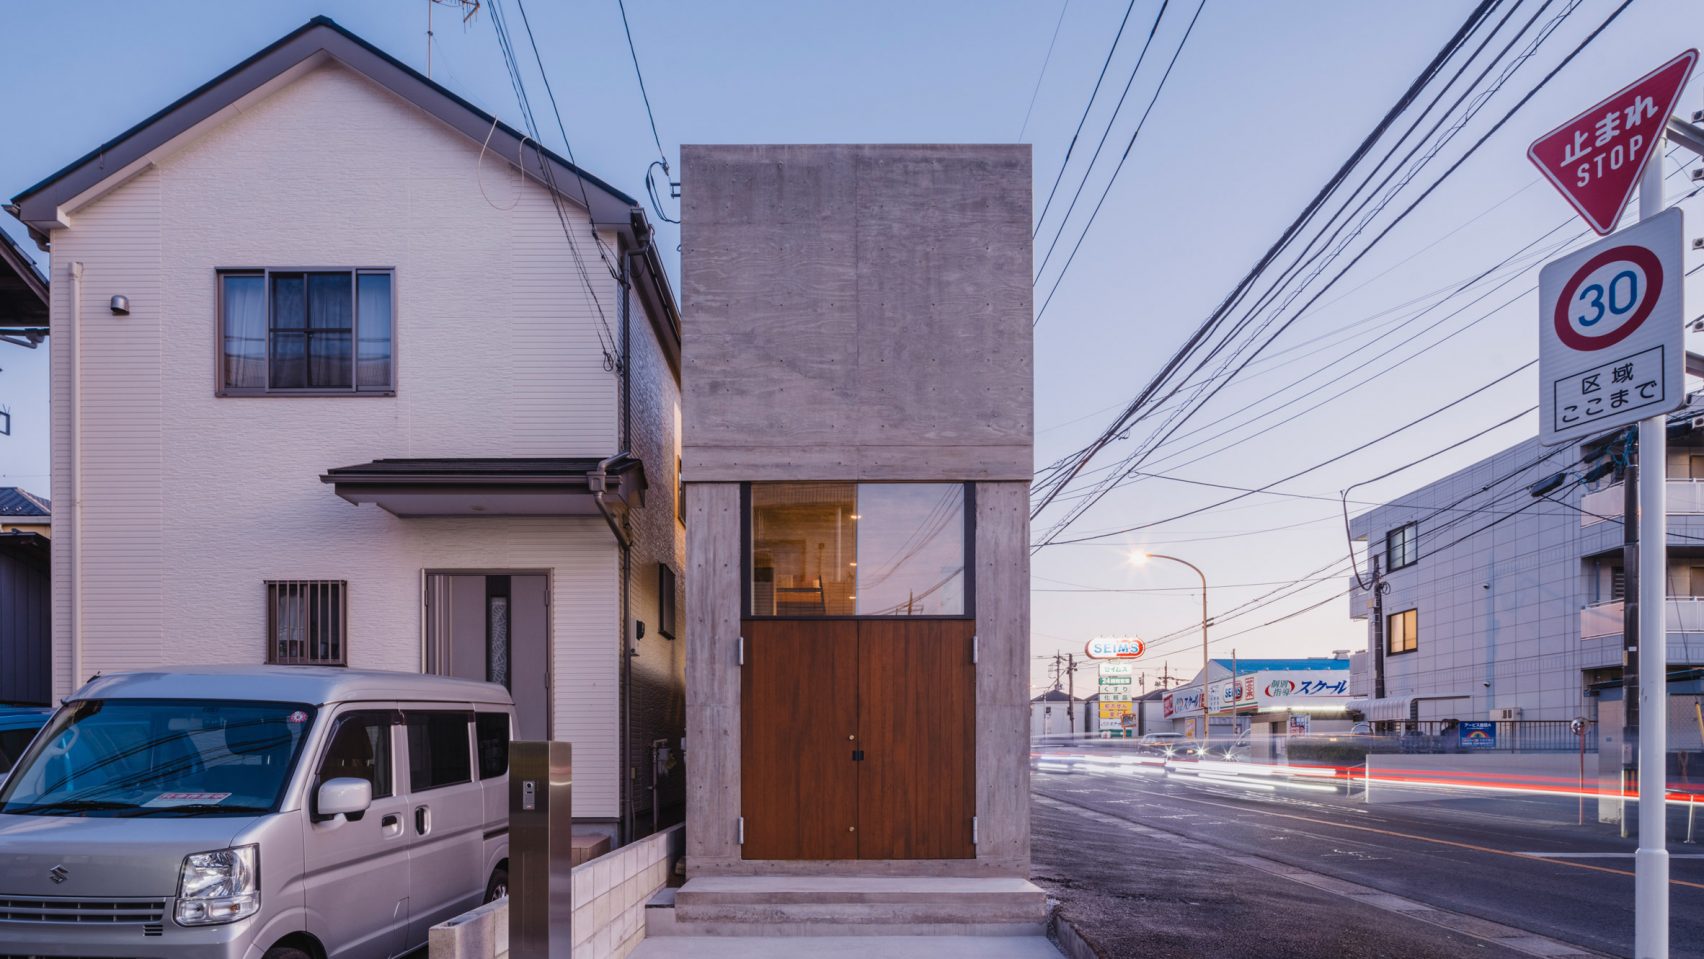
[262,948,311,959]
[486,867,509,903]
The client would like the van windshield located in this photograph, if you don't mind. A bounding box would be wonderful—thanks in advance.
[0,699,317,818]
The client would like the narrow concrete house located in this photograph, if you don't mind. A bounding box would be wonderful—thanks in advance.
[672,145,1046,935]
[6,17,685,841]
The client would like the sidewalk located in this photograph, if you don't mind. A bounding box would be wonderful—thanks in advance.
[629,935,1059,958]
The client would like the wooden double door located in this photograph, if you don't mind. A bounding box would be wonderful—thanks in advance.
[740,618,975,860]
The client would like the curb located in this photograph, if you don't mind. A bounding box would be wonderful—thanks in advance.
[1047,904,1101,959]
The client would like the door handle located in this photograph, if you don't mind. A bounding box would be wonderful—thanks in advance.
[381,813,402,837]
[415,806,431,835]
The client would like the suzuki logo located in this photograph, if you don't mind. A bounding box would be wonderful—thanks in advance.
[48,865,68,885]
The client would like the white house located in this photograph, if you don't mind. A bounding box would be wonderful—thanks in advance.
[6,17,684,842]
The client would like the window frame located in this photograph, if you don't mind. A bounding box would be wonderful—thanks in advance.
[216,267,397,397]
[1386,523,1419,571]
[266,580,348,666]
[312,709,398,821]
[1387,608,1419,656]
[659,563,678,639]
[739,481,977,621]
[475,712,510,780]
[403,710,475,794]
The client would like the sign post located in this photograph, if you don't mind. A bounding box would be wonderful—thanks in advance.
[1531,52,1695,959]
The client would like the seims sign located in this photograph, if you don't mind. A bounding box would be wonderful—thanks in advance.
[1084,637,1145,660]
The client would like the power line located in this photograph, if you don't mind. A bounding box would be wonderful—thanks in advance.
[1036,0,1639,547]
[1033,0,1208,323]
[613,0,681,225]
[1029,0,1502,516]
[1036,0,1575,532]
[1017,0,1072,142]
[1032,0,1141,236]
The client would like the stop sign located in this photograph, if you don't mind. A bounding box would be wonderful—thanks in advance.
[1527,50,1695,235]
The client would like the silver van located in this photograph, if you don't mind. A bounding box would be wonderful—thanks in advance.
[0,666,515,959]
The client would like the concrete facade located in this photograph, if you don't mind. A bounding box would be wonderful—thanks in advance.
[680,144,1035,884]
[1347,425,1704,723]
[20,22,684,827]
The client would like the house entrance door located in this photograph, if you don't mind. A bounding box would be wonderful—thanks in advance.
[425,573,549,739]
[739,618,975,860]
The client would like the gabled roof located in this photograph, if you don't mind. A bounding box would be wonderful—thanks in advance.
[0,487,50,518]
[0,226,48,335]
[6,16,679,365]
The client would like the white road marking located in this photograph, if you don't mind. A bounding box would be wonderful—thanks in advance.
[1517,852,1704,859]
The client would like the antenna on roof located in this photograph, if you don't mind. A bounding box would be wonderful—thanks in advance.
[427,0,482,80]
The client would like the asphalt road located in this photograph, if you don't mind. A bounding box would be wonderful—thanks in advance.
[1032,746,1704,959]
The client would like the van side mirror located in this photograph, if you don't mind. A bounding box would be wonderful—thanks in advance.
[317,778,372,820]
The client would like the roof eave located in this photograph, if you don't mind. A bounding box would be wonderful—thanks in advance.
[11,17,641,244]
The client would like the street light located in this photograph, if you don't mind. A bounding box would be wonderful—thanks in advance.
[1133,551,1210,752]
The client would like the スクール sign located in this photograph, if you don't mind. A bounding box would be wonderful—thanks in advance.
[1538,208,1684,445]
[1459,721,1498,750]
[1526,50,1695,235]
[1084,637,1145,660]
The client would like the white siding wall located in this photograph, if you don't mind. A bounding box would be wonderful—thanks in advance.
[49,62,631,816]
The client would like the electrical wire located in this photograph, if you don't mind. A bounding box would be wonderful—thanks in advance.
[1017,0,1073,143]
[1032,0,1141,236]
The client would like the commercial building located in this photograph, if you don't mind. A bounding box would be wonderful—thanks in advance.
[7,17,684,840]
[676,144,1046,932]
[1345,420,1704,727]
[1162,656,1352,743]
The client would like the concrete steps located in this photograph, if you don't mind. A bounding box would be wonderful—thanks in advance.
[647,876,1048,937]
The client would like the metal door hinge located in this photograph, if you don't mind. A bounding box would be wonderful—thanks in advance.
[737,816,745,845]
[738,636,746,666]
[972,816,979,845]
[972,635,979,665]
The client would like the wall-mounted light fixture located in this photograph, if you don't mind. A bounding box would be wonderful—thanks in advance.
[109,295,130,316]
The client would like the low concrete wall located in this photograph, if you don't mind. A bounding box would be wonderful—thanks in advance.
[430,824,684,959]
[1365,753,1583,805]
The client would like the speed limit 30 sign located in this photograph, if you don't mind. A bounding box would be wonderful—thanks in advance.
[1539,207,1684,445]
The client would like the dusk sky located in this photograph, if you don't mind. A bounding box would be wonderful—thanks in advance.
[4,0,1701,694]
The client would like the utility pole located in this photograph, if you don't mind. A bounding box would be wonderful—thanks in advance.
[1369,555,1387,702]
[1066,653,1076,734]
[1633,134,1670,959]
[1623,430,1640,840]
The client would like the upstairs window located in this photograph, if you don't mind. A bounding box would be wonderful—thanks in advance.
[1386,523,1418,571]
[220,270,394,394]
[659,563,678,639]
[747,482,970,617]
[1387,608,1418,655]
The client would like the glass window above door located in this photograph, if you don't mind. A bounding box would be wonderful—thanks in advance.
[748,483,969,617]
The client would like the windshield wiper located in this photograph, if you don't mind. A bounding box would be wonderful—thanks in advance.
[6,799,137,815]
[123,803,271,817]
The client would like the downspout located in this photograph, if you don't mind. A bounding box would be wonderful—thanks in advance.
[593,454,633,843]
[619,251,634,844]
[68,261,84,697]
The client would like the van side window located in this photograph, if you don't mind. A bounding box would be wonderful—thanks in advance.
[476,714,510,779]
[406,712,472,792]
[318,712,394,799]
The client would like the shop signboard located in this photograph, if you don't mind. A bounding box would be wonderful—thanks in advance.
[1099,701,1133,722]
[1099,662,1135,677]
[1287,714,1311,736]
[1460,721,1498,750]
[1084,637,1145,659]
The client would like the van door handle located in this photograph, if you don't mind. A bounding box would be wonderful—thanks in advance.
[381,813,402,837]
[415,806,430,835]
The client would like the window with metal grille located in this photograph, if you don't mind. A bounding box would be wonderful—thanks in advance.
[659,563,677,639]
[267,580,347,666]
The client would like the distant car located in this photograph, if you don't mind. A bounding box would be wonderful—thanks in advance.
[1135,732,1186,755]
[0,705,51,776]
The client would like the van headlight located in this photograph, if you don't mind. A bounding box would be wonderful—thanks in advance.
[175,845,259,926]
